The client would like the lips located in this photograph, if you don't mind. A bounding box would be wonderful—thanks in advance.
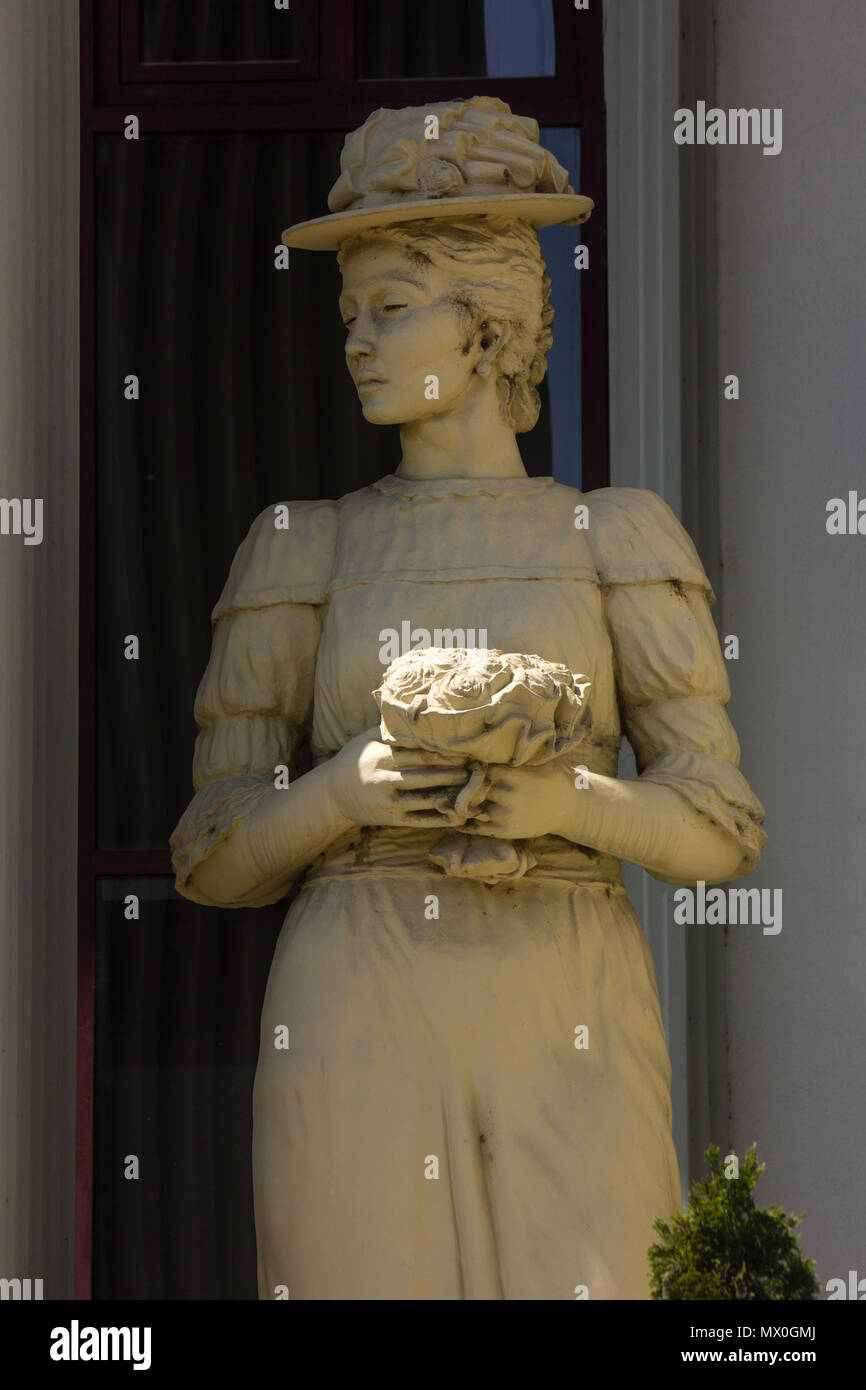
[356,374,386,394]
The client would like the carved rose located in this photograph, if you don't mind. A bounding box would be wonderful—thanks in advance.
[416,156,465,198]
[380,655,443,702]
[516,664,558,698]
[374,647,589,767]
[427,659,513,711]
[373,648,590,883]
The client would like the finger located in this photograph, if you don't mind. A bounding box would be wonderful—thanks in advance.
[387,746,465,768]
[391,792,461,811]
[472,790,508,808]
[464,816,506,835]
[391,768,469,788]
[398,810,459,827]
[483,774,516,794]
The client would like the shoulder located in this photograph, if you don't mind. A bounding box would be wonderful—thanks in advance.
[582,486,714,599]
[211,498,338,621]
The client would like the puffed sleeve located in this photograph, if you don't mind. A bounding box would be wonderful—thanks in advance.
[170,498,337,907]
[586,487,767,885]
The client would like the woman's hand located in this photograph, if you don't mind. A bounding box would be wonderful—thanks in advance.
[327,727,470,829]
[467,760,746,884]
[465,758,581,841]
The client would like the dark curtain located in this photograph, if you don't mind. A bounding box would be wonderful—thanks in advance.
[93,880,286,1299]
[140,0,300,63]
[357,0,487,78]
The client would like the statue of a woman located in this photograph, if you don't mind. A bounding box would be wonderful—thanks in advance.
[171,98,766,1300]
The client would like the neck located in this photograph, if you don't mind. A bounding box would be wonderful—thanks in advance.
[396,381,527,480]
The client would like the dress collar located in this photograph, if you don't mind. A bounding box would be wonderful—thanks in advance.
[372,473,555,500]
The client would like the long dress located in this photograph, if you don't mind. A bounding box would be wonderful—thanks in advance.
[170,472,766,1300]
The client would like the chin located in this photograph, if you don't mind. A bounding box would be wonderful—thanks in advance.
[360,398,404,425]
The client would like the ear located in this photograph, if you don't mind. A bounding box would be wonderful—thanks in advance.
[475,320,511,379]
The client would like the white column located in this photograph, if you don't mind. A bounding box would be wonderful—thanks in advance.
[0,0,79,1296]
[603,0,690,1195]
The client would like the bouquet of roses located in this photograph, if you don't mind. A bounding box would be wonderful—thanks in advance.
[373,648,590,884]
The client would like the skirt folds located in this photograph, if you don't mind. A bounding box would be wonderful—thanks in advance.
[253,874,681,1300]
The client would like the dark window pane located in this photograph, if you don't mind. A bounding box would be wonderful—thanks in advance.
[358,0,487,78]
[95,131,552,850]
[357,0,555,79]
[92,878,286,1299]
[140,0,300,63]
[480,0,557,78]
[539,127,582,489]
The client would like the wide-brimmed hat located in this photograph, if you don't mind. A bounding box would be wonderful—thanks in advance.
[283,95,593,251]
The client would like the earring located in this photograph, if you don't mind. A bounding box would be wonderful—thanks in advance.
[476,360,491,379]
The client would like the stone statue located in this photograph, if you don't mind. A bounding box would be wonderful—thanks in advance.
[170,97,766,1300]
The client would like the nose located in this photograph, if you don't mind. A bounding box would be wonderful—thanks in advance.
[345,312,375,363]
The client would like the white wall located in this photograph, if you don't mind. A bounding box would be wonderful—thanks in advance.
[0,1,79,1296]
[717,0,866,1290]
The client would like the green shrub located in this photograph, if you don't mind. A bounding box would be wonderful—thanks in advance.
[648,1144,819,1300]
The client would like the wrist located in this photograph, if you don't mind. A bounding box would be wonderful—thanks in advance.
[549,764,593,840]
[321,748,359,827]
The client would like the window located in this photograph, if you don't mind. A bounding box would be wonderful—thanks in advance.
[80,0,608,1298]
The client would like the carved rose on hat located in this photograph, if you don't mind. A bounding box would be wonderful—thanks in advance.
[415,156,465,198]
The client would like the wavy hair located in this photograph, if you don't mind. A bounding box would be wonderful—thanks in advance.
[337,215,553,433]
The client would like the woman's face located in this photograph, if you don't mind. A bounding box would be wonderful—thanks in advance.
[338,239,482,426]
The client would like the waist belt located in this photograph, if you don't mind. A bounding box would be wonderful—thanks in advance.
[303,825,623,890]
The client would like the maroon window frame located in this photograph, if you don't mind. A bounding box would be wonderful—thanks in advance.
[78,0,609,1299]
